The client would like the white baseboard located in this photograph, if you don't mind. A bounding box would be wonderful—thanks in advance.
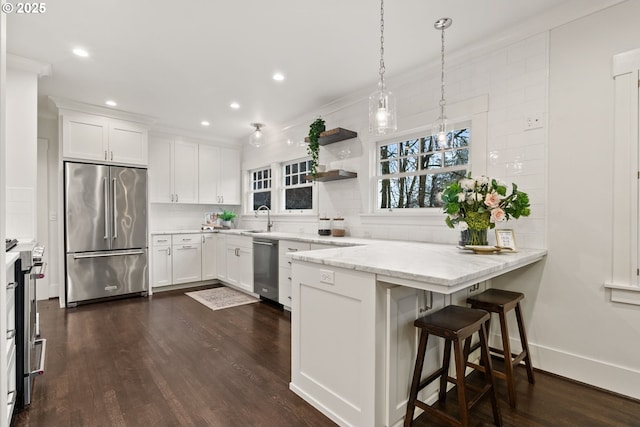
[530,342,640,400]
[289,383,352,427]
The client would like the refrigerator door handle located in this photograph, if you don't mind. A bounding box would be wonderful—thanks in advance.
[73,250,145,259]
[103,177,109,240]
[112,177,118,240]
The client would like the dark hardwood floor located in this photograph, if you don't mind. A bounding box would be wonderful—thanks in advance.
[13,287,640,427]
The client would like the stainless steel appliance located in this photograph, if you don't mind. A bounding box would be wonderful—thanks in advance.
[64,162,148,306]
[253,238,278,302]
[10,241,46,410]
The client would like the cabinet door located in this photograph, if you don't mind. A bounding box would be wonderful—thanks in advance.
[149,136,173,203]
[201,234,217,280]
[173,141,199,204]
[62,113,108,162]
[109,122,148,166]
[218,148,241,205]
[226,246,239,286]
[237,247,253,292]
[215,235,227,280]
[198,145,219,204]
[172,243,202,284]
[152,245,172,287]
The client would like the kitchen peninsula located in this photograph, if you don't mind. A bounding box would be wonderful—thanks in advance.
[290,242,546,427]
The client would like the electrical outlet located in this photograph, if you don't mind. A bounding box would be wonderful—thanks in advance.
[320,269,334,284]
[524,114,543,130]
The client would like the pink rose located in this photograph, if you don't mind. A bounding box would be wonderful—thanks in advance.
[484,191,501,208]
[490,207,506,223]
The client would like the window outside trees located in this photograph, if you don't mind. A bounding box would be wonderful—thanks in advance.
[377,125,470,209]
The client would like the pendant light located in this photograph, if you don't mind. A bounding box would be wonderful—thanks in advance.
[249,123,265,147]
[432,17,452,147]
[368,0,397,135]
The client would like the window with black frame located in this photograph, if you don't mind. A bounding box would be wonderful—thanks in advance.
[283,159,313,211]
[250,166,272,210]
[377,124,470,210]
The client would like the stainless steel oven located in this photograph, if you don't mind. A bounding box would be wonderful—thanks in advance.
[11,242,46,410]
[253,238,279,302]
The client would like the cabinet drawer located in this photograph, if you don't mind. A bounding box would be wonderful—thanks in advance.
[278,266,292,307]
[152,235,172,246]
[279,241,311,268]
[226,235,252,250]
[172,234,201,245]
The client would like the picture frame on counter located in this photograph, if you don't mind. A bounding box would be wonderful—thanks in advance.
[495,229,517,251]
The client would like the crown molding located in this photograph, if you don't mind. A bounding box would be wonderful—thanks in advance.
[7,53,51,77]
[149,125,237,148]
[49,96,156,126]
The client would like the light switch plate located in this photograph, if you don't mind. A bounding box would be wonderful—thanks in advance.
[320,269,334,284]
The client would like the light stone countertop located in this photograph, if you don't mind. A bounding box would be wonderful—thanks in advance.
[290,242,547,294]
[150,229,381,247]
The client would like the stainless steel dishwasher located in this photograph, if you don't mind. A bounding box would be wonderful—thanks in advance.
[253,238,279,302]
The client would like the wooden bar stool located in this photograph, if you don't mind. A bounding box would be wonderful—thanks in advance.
[404,305,502,427]
[466,288,535,408]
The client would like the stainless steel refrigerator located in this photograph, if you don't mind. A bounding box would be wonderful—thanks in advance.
[64,162,148,306]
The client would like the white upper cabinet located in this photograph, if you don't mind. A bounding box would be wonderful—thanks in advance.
[218,147,241,205]
[198,145,220,204]
[108,122,148,165]
[198,145,241,205]
[61,110,148,166]
[149,136,198,204]
[173,140,199,204]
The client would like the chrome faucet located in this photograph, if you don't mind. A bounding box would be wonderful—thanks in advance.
[255,205,273,232]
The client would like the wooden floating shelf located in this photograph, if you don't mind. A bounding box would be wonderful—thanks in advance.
[304,169,358,182]
[304,127,358,146]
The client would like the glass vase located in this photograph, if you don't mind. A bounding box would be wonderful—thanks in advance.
[459,228,488,246]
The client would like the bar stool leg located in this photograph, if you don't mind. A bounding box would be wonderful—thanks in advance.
[515,303,535,384]
[405,330,429,427]
[498,310,517,408]
[439,339,452,403]
[453,339,469,427]
[479,323,503,427]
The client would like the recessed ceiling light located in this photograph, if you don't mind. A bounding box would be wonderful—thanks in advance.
[230,102,240,109]
[72,47,89,57]
[273,73,285,82]
[201,121,210,127]
[105,100,117,107]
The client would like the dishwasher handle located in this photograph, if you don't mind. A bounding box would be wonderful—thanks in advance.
[253,240,276,247]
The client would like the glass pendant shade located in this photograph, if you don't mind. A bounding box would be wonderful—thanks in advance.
[369,86,397,135]
[249,123,265,147]
[432,115,448,147]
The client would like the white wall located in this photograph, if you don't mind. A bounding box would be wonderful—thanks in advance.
[38,115,59,299]
[5,67,38,238]
[494,0,640,400]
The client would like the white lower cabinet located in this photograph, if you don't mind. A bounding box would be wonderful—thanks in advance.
[225,236,253,292]
[201,233,217,280]
[5,260,17,425]
[151,236,172,287]
[171,234,202,285]
[215,234,227,281]
[278,240,310,307]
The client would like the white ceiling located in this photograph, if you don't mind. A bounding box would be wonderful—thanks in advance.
[6,0,621,143]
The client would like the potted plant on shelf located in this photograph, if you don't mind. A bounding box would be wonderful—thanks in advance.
[218,210,237,228]
[307,117,326,177]
[441,174,531,246]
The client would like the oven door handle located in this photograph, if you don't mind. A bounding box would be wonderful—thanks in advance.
[31,338,47,377]
[30,262,47,279]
